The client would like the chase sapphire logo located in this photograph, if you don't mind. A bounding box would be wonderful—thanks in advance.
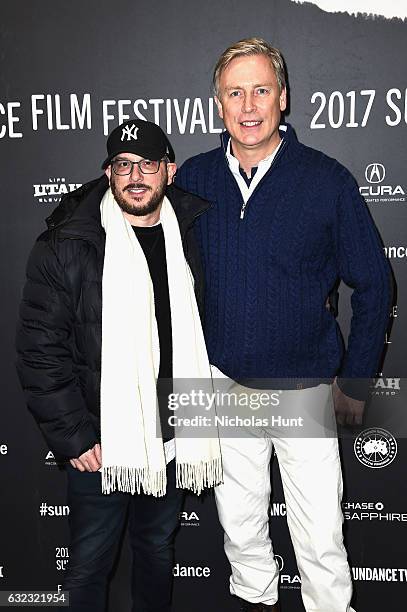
[354,428,397,469]
[365,163,385,184]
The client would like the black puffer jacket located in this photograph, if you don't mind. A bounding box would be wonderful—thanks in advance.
[16,175,209,460]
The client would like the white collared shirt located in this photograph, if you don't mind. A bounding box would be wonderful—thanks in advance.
[225,133,284,203]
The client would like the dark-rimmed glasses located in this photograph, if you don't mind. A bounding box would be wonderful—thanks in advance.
[111,157,167,175]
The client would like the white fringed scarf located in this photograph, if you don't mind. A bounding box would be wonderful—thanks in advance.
[100,188,222,496]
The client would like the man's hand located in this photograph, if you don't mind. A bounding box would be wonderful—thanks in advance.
[70,443,102,472]
[333,380,365,426]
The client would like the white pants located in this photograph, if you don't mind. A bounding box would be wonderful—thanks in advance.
[214,383,356,612]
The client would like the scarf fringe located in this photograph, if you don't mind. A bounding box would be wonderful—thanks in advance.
[102,458,223,497]
[176,457,223,495]
[102,466,167,497]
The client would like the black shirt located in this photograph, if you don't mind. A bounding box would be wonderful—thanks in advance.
[132,224,173,439]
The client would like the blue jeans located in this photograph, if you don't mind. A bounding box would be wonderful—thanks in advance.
[61,460,184,612]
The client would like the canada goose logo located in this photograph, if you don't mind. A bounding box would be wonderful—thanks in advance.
[354,428,397,469]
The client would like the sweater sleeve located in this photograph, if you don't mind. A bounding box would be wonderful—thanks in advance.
[334,173,392,400]
[16,238,99,459]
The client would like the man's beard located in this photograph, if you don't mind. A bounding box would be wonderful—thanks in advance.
[110,172,167,217]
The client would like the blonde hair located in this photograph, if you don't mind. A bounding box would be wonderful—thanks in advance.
[213,37,286,97]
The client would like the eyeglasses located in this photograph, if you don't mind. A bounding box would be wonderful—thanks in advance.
[111,157,166,175]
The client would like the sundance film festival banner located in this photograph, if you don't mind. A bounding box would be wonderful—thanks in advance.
[1,1,406,610]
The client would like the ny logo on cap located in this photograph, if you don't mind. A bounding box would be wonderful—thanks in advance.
[121,124,139,142]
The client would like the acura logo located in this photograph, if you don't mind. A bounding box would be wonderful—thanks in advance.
[365,163,385,184]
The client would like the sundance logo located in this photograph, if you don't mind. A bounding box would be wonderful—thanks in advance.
[269,503,287,517]
[352,567,407,582]
[33,178,82,204]
[173,563,210,578]
[384,246,407,259]
[0,444,8,455]
[39,503,70,517]
[360,163,405,203]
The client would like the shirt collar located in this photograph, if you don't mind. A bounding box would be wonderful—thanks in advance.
[225,137,283,176]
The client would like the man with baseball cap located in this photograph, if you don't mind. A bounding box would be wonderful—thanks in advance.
[16,119,222,612]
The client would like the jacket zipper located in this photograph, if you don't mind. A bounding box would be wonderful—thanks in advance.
[238,139,287,220]
[220,135,287,221]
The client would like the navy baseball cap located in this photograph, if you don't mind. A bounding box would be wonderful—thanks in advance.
[102,119,175,169]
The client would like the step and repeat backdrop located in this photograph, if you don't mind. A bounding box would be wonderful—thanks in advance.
[1,1,406,610]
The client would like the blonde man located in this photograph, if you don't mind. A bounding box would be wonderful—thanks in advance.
[176,38,390,612]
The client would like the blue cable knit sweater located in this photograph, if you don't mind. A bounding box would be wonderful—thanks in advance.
[175,124,391,398]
